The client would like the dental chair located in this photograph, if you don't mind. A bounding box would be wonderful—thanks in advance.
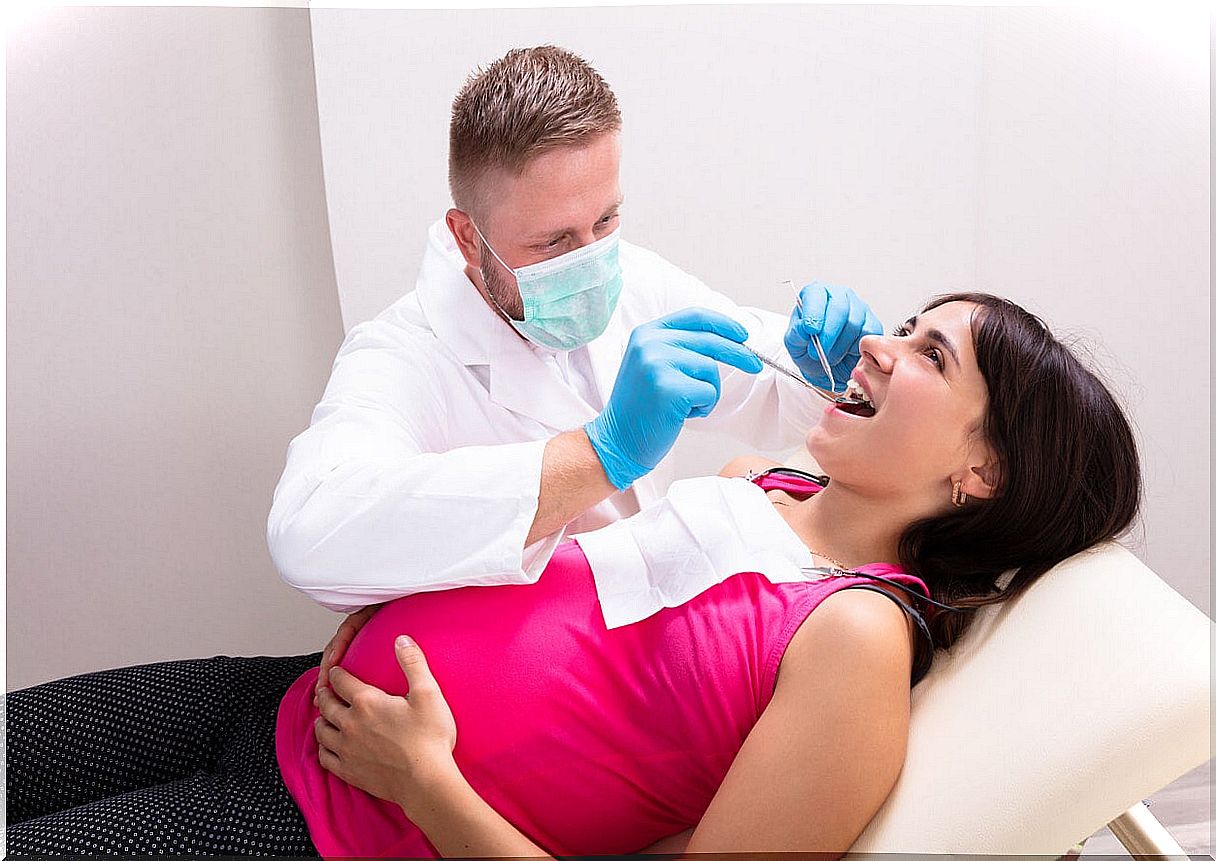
[779,452,1212,859]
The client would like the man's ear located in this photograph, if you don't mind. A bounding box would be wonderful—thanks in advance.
[445,208,481,270]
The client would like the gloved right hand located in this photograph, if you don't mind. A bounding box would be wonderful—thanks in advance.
[585,308,763,490]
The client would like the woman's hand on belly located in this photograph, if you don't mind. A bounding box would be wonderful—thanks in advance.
[314,634,459,809]
[315,602,384,703]
[316,634,553,858]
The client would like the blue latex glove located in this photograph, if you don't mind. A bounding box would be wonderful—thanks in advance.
[585,308,763,490]
[784,281,883,391]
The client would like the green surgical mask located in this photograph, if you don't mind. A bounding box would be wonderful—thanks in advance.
[474,224,623,351]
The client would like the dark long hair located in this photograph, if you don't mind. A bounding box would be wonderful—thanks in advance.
[900,293,1142,650]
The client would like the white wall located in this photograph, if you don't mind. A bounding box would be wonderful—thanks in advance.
[970,6,1210,616]
[312,4,986,330]
[6,6,346,689]
[5,5,1208,691]
[310,5,1209,615]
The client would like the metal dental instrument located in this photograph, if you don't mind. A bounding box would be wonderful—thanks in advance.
[743,344,828,398]
[809,323,836,393]
[739,279,865,406]
[742,342,865,407]
[783,279,837,394]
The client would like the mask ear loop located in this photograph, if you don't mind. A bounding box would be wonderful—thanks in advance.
[470,222,523,323]
[470,222,516,276]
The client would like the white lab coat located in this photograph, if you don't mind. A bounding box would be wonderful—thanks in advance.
[268,219,822,612]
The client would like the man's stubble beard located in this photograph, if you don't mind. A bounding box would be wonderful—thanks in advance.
[480,247,525,322]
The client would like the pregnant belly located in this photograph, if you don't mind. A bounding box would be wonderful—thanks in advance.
[339,542,602,696]
[331,542,700,854]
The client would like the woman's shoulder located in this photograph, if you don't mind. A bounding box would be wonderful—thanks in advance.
[781,586,917,687]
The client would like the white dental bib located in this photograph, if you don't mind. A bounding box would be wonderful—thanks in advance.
[573,475,820,629]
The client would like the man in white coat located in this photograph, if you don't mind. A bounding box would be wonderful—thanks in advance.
[267,46,880,622]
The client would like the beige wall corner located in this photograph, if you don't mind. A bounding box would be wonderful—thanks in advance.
[6,6,345,688]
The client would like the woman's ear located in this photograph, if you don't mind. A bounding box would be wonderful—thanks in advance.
[445,208,482,270]
[954,435,1001,501]
[960,455,1001,501]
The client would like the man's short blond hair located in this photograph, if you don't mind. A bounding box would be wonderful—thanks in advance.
[449,46,622,217]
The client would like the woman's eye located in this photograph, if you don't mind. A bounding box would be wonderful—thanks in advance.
[893,325,943,370]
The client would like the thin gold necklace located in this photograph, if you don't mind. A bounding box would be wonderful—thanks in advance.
[766,487,855,571]
[807,549,854,572]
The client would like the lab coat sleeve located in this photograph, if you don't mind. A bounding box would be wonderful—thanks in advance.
[266,325,564,612]
[643,250,824,450]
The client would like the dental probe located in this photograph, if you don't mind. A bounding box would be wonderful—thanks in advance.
[783,278,837,394]
[741,343,863,408]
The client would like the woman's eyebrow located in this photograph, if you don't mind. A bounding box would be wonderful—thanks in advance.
[904,316,961,367]
[928,329,960,366]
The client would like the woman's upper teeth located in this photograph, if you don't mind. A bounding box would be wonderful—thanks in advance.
[845,379,873,406]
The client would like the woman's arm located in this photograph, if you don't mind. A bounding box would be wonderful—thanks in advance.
[317,590,912,858]
[683,588,914,856]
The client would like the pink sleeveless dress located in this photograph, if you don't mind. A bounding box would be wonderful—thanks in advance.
[276,472,931,858]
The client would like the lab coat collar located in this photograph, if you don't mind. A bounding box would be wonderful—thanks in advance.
[415,219,494,365]
[416,219,627,433]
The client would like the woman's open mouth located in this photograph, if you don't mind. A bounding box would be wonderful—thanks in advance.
[834,379,877,418]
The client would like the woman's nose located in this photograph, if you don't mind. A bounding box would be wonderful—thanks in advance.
[857,333,894,373]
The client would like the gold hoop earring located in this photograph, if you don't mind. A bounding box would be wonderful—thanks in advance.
[952,481,968,507]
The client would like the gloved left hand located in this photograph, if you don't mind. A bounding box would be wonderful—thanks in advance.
[784,281,883,391]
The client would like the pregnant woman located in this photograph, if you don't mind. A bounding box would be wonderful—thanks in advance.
[5,293,1141,857]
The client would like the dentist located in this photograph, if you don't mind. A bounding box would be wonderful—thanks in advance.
[267,46,880,617]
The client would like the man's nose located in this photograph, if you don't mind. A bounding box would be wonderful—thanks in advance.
[571,228,599,248]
